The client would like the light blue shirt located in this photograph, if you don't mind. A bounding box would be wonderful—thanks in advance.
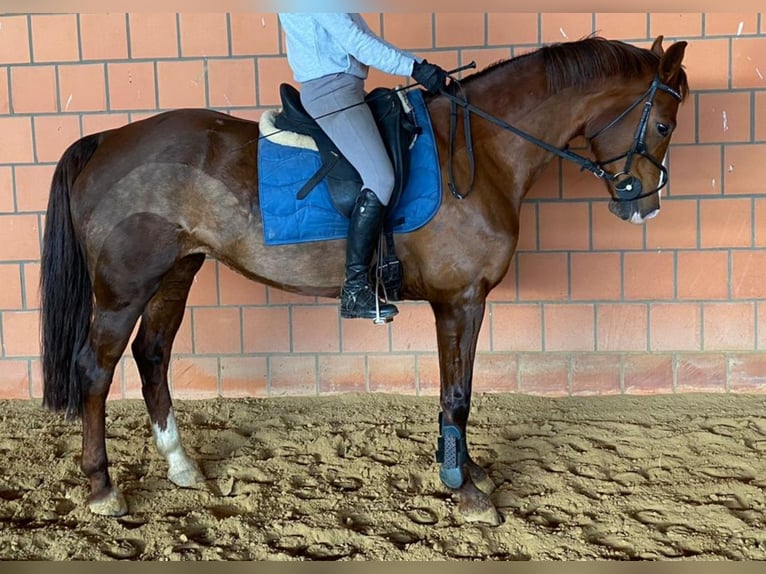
[278,13,420,83]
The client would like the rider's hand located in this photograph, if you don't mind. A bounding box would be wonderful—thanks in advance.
[412,60,449,94]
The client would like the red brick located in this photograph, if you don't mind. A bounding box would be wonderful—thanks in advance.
[107,62,157,111]
[759,303,766,350]
[122,359,141,400]
[0,16,31,64]
[79,13,128,60]
[231,13,281,56]
[292,306,340,353]
[220,357,267,397]
[179,13,229,57]
[0,117,34,163]
[679,38,729,90]
[461,48,513,73]
[0,360,29,399]
[732,251,766,299]
[368,354,416,394]
[515,202,537,252]
[0,167,11,212]
[267,288,316,305]
[193,307,242,354]
[318,355,367,394]
[58,64,107,112]
[676,354,726,393]
[0,264,22,309]
[597,303,648,352]
[672,97,696,145]
[571,354,621,396]
[544,304,595,352]
[0,214,40,261]
[473,353,518,393]
[243,307,290,353]
[391,303,438,352]
[209,59,257,108]
[541,13,593,44]
[667,145,722,196]
[157,60,207,109]
[254,57,291,108]
[416,354,440,396]
[488,13,539,46]
[487,263,517,302]
[186,259,218,306]
[725,145,766,195]
[677,250,729,300]
[383,13,433,50]
[624,354,673,395]
[756,92,766,141]
[595,13,648,40]
[649,13,703,38]
[591,204,645,250]
[2,310,40,357]
[526,160,560,200]
[170,357,219,399]
[10,66,57,113]
[435,13,485,48]
[340,318,391,353]
[33,115,81,163]
[649,303,701,352]
[705,13,759,36]
[219,265,267,305]
[82,113,130,136]
[492,303,542,352]
[22,263,40,312]
[698,93,752,143]
[645,199,698,250]
[703,302,755,351]
[29,359,42,399]
[31,14,79,63]
[731,37,766,89]
[623,252,675,301]
[570,252,621,301]
[0,68,8,115]
[15,165,52,213]
[728,354,766,393]
[538,202,590,251]
[562,160,607,200]
[517,252,569,301]
[128,14,179,59]
[518,353,569,396]
[269,355,317,396]
[700,198,751,248]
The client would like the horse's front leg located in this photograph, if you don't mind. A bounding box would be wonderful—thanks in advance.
[431,299,501,526]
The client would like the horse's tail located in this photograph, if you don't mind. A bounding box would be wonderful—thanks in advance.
[41,134,101,418]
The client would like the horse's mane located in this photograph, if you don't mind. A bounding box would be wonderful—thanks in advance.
[465,36,689,98]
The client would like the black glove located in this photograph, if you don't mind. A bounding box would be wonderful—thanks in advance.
[412,60,449,94]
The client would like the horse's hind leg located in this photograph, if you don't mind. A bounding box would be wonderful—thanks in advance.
[131,254,206,488]
[79,303,146,516]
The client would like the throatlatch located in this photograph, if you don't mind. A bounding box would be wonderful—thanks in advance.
[435,412,468,489]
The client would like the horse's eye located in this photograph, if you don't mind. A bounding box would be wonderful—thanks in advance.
[656,123,671,137]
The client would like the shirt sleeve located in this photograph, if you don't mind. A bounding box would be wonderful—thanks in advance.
[311,13,418,77]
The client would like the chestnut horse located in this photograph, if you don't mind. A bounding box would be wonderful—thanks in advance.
[41,36,688,524]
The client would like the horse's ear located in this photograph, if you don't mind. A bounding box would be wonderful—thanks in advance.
[651,35,665,56]
[659,40,688,87]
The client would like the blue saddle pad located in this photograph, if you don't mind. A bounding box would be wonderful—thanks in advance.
[258,89,441,246]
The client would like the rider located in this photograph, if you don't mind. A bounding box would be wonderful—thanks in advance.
[278,13,449,321]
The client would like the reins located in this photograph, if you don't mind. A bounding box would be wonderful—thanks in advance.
[438,74,682,201]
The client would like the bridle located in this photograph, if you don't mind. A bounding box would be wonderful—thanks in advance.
[439,74,683,202]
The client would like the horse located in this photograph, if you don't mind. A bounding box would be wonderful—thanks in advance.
[40,35,688,524]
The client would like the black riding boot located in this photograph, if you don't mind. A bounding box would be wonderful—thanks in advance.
[340,189,399,321]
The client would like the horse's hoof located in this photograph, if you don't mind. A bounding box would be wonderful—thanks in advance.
[168,460,205,487]
[458,497,503,525]
[467,461,496,495]
[88,488,128,517]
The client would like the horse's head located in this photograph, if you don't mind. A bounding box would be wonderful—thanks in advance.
[585,36,688,224]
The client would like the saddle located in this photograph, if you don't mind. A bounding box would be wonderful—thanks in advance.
[272,83,421,218]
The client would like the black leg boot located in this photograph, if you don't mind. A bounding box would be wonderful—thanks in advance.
[340,189,399,321]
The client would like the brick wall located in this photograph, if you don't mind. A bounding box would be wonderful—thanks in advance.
[0,13,764,400]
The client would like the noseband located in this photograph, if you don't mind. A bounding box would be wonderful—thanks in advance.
[439,75,682,201]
